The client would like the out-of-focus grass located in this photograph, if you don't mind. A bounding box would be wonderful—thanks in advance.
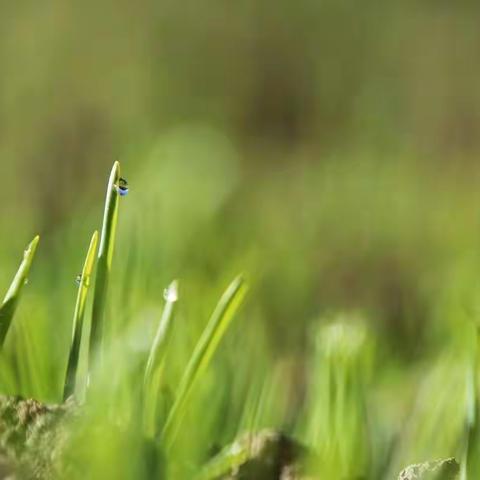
[1,143,480,477]
[304,320,372,478]
[161,275,247,450]
[143,280,178,438]
[2,2,480,476]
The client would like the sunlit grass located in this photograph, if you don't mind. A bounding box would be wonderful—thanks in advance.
[0,235,39,347]
[143,279,178,437]
[63,230,98,400]
[0,154,479,479]
[90,161,122,368]
[161,275,248,450]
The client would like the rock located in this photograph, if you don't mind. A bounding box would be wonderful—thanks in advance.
[398,458,459,480]
[0,395,74,479]
[0,395,164,479]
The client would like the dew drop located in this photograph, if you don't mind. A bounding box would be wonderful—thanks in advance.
[163,281,178,303]
[115,177,129,196]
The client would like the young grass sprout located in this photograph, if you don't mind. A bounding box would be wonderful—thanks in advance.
[0,163,256,479]
[143,279,179,437]
[161,275,248,450]
[0,235,39,347]
[63,231,99,401]
[462,324,480,480]
[89,161,123,368]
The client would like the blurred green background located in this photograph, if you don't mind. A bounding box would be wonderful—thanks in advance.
[2,1,480,477]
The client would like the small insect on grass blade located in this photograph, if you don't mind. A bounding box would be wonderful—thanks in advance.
[0,235,39,347]
[63,231,99,401]
[162,275,248,449]
[89,161,121,367]
[143,280,179,437]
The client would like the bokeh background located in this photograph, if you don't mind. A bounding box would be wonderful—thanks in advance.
[1,1,480,476]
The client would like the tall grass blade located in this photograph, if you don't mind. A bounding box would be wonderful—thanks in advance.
[63,231,99,401]
[307,320,371,479]
[89,161,121,366]
[143,280,178,437]
[462,325,480,480]
[162,275,247,449]
[0,235,39,347]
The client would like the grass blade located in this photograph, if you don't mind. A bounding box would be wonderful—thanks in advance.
[143,280,179,437]
[307,320,370,478]
[89,161,121,366]
[462,325,480,480]
[0,235,39,347]
[162,275,248,449]
[63,231,99,401]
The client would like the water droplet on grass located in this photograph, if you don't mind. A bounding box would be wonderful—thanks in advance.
[164,280,178,303]
[115,177,129,196]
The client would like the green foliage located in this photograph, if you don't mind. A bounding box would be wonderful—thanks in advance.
[161,275,248,450]
[3,2,480,477]
[1,155,480,478]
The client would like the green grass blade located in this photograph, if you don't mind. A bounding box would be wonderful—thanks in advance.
[89,161,121,367]
[462,325,480,480]
[63,231,99,401]
[162,275,248,449]
[0,235,39,347]
[143,280,179,437]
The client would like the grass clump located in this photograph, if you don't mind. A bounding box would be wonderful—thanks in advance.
[0,161,253,479]
[1,157,479,480]
[161,275,248,450]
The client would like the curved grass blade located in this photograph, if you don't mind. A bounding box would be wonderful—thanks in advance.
[63,231,99,401]
[162,275,248,449]
[143,280,179,437]
[0,235,39,347]
[89,161,121,367]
